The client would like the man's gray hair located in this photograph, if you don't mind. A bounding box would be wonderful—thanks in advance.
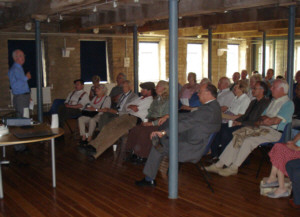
[277,79,289,94]
[219,77,231,87]
[12,49,21,59]
[99,84,108,95]
[118,73,127,80]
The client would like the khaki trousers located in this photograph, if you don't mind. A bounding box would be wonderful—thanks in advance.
[219,126,281,167]
[90,114,137,159]
[78,115,100,137]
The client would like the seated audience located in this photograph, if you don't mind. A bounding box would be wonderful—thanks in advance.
[217,77,235,112]
[261,133,300,199]
[286,159,300,208]
[89,75,101,100]
[211,81,270,158]
[241,70,249,83]
[135,83,222,187]
[206,79,294,177]
[222,80,251,123]
[292,83,300,128]
[178,72,200,107]
[252,70,259,75]
[230,72,240,91]
[78,85,111,145]
[110,72,126,108]
[126,80,169,163]
[264,68,275,88]
[85,82,155,159]
[58,79,89,128]
[293,70,300,97]
[248,74,262,100]
[179,78,209,112]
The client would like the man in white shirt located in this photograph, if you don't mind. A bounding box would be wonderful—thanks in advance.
[58,79,89,128]
[85,82,155,160]
[217,77,235,112]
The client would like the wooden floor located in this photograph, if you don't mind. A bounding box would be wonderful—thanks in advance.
[0,127,299,217]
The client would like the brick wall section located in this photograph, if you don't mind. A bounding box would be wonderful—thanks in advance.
[0,36,10,107]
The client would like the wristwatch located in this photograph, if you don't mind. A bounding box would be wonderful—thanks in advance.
[96,109,98,112]
[161,131,166,136]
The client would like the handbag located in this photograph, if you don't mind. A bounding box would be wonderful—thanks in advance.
[82,110,98,117]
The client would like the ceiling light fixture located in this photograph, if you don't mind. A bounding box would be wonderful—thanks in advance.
[134,0,139,2]
[47,17,51,23]
[24,22,32,31]
[93,6,97,12]
[59,14,63,20]
[93,28,99,34]
[113,0,118,8]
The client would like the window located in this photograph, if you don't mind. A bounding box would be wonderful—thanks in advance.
[258,44,271,73]
[226,44,239,79]
[186,43,203,82]
[296,46,300,72]
[138,42,160,82]
[8,39,47,88]
[80,41,107,82]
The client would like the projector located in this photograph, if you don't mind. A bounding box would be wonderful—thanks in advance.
[3,117,31,126]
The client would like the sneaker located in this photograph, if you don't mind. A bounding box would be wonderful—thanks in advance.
[267,190,290,198]
[135,178,156,187]
[204,164,223,174]
[218,166,238,177]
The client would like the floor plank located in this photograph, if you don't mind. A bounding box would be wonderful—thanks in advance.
[0,131,299,217]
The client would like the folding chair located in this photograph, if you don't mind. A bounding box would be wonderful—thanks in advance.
[256,123,291,178]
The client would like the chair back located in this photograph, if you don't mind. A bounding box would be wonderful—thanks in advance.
[47,99,65,115]
[200,132,217,159]
[278,122,291,143]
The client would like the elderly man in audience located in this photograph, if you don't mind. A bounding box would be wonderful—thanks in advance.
[264,68,275,88]
[217,77,235,112]
[206,79,294,177]
[110,72,126,107]
[241,70,249,83]
[210,81,270,158]
[248,74,262,100]
[89,75,101,100]
[85,82,155,159]
[58,79,89,128]
[78,85,111,145]
[135,83,222,187]
[126,80,169,164]
[230,72,240,90]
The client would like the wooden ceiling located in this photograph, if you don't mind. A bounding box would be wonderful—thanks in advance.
[1,0,300,38]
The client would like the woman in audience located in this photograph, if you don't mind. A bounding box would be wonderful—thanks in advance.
[248,74,262,100]
[262,133,300,199]
[178,72,200,107]
[89,75,101,100]
[210,80,251,158]
[126,80,169,164]
[78,84,111,145]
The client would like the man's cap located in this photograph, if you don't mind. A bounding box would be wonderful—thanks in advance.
[140,82,155,90]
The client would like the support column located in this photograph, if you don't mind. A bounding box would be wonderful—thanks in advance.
[272,40,276,70]
[35,20,43,123]
[133,25,139,94]
[168,0,178,199]
[251,44,256,71]
[208,28,212,81]
[262,31,266,78]
[286,5,296,141]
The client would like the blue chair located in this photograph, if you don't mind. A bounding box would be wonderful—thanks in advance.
[256,123,291,178]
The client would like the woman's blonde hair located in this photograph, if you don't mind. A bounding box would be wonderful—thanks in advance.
[236,80,249,94]
[250,74,262,82]
[92,75,101,83]
[187,72,197,82]
[157,80,169,99]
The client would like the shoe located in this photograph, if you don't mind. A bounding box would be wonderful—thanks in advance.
[218,167,238,177]
[77,145,87,155]
[135,178,156,187]
[289,199,300,209]
[88,155,96,161]
[86,145,96,155]
[79,139,88,146]
[134,157,147,165]
[261,181,279,188]
[267,190,290,198]
[204,164,223,174]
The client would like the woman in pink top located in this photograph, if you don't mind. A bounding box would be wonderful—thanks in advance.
[179,72,200,104]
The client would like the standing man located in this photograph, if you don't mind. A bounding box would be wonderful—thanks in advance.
[8,49,31,117]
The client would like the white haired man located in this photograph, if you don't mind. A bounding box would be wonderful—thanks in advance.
[217,77,235,112]
[206,79,294,177]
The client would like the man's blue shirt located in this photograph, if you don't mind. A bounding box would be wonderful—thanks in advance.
[8,63,30,95]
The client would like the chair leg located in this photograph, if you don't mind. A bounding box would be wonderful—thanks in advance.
[256,146,270,179]
[199,161,211,179]
[65,120,73,134]
[195,163,214,193]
